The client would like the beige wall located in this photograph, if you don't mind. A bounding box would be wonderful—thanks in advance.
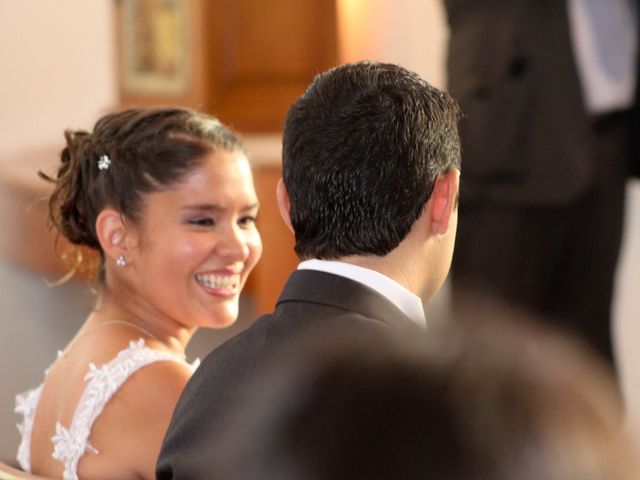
[337,0,448,89]
[615,183,640,439]
[0,0,117,159]
[0,0,639,464]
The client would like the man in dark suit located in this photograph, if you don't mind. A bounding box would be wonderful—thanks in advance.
[444,0,638,369]
[156,61,462,479]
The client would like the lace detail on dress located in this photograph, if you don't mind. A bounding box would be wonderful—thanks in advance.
[15,339,196,480]
[15,384,43,472]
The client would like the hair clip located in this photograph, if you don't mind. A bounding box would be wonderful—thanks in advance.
[98,154,111,170]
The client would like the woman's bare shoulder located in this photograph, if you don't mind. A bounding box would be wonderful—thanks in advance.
[88,357,194,479]
[127,356,194,404]
[107,356,193,432]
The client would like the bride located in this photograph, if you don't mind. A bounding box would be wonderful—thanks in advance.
[15,107,262,479]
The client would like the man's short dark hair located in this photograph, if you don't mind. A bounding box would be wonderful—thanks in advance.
[282,61,461,259]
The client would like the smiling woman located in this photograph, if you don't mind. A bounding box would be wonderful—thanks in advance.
[12,107,262,480]
[123,147,261,330]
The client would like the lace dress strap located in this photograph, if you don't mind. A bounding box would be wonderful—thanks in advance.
[53,338,194,480]
[15,338,195,480]
[15,384,44,472]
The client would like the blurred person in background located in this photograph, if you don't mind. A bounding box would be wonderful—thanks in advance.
[444,0,639,373]
[209,320,640,480]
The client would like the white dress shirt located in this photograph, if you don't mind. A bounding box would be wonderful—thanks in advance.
[568,0,638,114]
[297,259,426,327]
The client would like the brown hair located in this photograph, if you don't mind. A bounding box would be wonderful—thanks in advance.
[41,107,244,281]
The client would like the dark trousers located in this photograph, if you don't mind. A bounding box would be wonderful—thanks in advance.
[452,111,630,370]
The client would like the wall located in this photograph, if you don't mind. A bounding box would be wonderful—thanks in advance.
[615,183,640,439]
[0,0,639,464]
[337,0,448,89]
[0,0,117,159]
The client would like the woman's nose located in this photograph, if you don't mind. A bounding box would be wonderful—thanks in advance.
[216,225,250,261]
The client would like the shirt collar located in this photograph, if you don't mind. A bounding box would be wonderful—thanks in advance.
[297,259,426,328]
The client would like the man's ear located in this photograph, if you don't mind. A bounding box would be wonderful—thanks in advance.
[428,169,460,235]
[276,178,294,233]
[95,208,134,264]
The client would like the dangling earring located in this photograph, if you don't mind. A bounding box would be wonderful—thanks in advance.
[116,255,127,267]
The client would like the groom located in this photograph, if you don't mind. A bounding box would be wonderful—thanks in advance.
[156,61,462,479]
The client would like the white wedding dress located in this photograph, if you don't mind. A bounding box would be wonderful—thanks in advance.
[15,338,198,480]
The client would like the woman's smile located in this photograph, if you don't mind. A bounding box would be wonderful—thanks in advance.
[195,270,242,296]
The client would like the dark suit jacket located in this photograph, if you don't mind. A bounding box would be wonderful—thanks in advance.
[156,269,418,479]
[445,0,597,206]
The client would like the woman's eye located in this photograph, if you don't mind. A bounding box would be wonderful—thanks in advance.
[188,218,215,227]
[238,215,257,228]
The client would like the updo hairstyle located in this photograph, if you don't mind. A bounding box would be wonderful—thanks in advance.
[41,107,244,280]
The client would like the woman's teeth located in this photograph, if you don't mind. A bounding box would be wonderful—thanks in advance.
[195,273,240,290]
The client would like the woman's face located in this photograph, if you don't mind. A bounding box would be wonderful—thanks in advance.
[126,148,262,329]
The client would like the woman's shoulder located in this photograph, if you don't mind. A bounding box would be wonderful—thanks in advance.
[97,339,194,420]
[85,343,195,478]
[120,344,194,397]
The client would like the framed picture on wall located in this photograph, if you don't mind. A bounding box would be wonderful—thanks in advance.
[115,0,338,132]
[117,0,191,97]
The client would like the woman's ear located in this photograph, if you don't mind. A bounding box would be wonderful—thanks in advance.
[276,178,294,233]
[95,208,133,264]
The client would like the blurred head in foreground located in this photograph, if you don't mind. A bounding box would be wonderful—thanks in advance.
[211,320,639,480]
